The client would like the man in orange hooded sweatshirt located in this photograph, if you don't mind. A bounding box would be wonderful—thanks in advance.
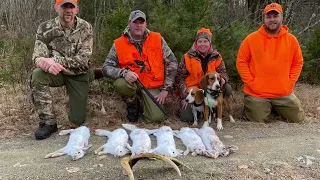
[236,3,305,123]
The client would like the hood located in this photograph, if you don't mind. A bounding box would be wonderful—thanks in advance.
[258,24,288,38]
[258,25,288,52]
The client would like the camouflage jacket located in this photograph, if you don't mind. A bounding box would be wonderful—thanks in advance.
[102,27,178,91]
[32,16,93,75]
[176,43,229,99]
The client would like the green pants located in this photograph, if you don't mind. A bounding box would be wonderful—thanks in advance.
[180,83,233,122]
[31,68,89,125]
[113,78,165,122]
[244,93,305,123]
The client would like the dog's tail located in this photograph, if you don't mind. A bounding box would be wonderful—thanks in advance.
[122,124,138,131]
[95,129,111,137]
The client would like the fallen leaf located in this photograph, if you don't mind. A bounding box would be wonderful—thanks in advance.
[238,165,249,169]
[224,135,233,139]
[66,167,80,173]
[13,163,28,167]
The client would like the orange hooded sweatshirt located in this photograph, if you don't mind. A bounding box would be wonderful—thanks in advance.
[236,25,303,98]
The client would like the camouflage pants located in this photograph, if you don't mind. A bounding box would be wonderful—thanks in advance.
[113,78,165,122]
[179,83,233,122]
[31,68,89,125]
[244,93,305,123]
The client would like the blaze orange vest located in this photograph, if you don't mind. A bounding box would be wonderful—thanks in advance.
[114,32,164,88]
[184,54,222,88]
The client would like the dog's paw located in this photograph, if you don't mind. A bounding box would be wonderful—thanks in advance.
[203,121,209,127]
[229,115,235,123]
[217,118,223,130]
[192,121,198,127]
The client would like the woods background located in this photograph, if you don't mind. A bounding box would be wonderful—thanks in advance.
[0,0,319,89]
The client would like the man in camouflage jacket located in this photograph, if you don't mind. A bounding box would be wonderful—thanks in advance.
[101,10,178,122]
[31,0,93,140]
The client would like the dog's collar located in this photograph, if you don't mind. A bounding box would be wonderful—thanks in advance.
[204,89,220,99]
[193,101,203,107]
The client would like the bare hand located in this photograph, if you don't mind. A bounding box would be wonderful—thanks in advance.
[155,90,168,105]
[48,63,65,75]
[124,71,139,83]
[37,58,55,72]
[181,99,188,110]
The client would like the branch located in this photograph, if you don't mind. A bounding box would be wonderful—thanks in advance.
[298,13,319,35]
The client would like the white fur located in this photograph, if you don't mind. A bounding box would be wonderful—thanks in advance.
[148,126,183,157]
[173,127,212,157]
[94,128,130,157]
[45,126,91,160]
[194,124,238,158]
[122,124,152,156]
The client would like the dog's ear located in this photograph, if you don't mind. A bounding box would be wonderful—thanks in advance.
[195,90,204,102]
[199,74,208,91]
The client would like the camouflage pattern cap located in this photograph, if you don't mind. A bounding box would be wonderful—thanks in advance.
[129,10,146,22]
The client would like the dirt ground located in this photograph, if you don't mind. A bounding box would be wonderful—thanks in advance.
[0,83,320,180]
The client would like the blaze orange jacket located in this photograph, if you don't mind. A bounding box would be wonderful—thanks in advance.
[115,32,164,88]
[236,25,303,98]
[184,54,222,88]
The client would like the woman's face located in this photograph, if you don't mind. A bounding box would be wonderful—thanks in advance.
[196,38,210,54]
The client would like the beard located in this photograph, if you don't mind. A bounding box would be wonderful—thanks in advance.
[265,23,281,34]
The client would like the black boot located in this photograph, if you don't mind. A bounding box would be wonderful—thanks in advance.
[125,97,141,122]
[35,123,58,140]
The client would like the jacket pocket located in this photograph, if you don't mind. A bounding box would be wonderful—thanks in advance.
[250,77,292,96]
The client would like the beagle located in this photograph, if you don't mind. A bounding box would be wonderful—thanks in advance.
[199,72,235,130]
[185,87,204,126]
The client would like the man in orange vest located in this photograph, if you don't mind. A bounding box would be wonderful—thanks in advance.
[101,10,178,122]
[236,3,305,123]
[176,28,232,122]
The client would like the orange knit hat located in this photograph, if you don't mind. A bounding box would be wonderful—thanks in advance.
[264,3,283,14]
[196,28,212,43]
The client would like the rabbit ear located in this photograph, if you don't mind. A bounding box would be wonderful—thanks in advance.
[203,150,218,159]
[83,144,92,153]
[228,145,239,153]
[144,129,157,135]
[95,145,104,155]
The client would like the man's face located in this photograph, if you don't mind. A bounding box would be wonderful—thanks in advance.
[264,11,282,33]
[128,18,147,38]
[55,3,79,25]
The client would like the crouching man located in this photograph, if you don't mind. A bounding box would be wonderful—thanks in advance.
[98,10,178,122]
[31,0,93,140]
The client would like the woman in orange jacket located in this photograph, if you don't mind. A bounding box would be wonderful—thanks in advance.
[176,28,232,123]
[236,3,305,123]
